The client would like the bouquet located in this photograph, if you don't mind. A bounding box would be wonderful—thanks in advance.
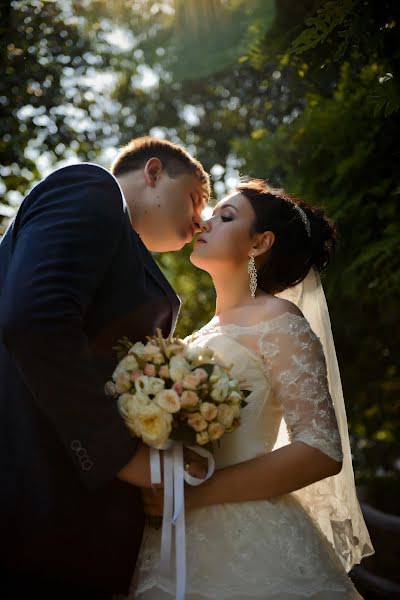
[106,329,248,451]
[106,329,249,600]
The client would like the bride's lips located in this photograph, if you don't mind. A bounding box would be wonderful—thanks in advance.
[196,236,207,244]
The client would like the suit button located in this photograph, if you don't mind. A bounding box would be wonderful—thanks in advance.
[71,440,81,451]
[81,459,93,471]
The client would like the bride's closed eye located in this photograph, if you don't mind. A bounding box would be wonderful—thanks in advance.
[221,215,233,222]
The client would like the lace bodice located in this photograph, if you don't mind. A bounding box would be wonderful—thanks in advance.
[187,312,342,466]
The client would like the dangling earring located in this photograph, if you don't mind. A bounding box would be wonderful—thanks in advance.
[248,254,257,299]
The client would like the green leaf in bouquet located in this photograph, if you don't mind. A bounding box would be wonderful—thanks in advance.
[113,336,134,361]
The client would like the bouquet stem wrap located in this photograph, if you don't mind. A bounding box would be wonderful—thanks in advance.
[150,442,215,600]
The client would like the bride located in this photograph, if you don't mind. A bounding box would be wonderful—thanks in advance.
[131,179,373,599]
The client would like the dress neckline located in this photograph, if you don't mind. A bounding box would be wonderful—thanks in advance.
[193,311,305,338]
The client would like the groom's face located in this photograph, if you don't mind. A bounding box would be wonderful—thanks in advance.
[144,171,205,252]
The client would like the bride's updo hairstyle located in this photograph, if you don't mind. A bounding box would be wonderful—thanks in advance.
[237,179,336,294]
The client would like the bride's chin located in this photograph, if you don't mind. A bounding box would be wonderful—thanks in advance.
[189,252,209,271]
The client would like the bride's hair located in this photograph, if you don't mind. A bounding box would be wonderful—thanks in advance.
[236,179,336,294]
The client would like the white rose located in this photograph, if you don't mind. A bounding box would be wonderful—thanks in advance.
[210,375,230,402]
[155,389,181,413]
[135,375,165,396]
[115,370,131,394]
[129,341,146,358]
[118,354,138,372]
[199,402,218,421]
[208,421,225,441]
[187,412,208,432]
[104,380,118,398]
[147,377,166,395]
[196,430,210,446]
[134,403,172,449]
[118,393,150,431]
[169,355,191,382]
[217,403,236,429]
[185,346,214,364]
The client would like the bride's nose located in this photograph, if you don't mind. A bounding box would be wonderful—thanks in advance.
[200,218,211,232]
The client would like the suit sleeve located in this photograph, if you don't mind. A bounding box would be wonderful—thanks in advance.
[0,165,139,489]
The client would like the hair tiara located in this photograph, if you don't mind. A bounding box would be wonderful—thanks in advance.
[293,203,311,238]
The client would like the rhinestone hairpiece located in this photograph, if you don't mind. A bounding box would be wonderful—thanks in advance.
[293,204,311,238]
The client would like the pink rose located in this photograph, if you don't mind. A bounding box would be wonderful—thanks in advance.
[172,382,183,395]
[159,365,170,379]
[130,370,143,381]
[144,363,156,377]
[193,368,208,382]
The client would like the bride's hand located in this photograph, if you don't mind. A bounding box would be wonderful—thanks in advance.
[141,456,208,516]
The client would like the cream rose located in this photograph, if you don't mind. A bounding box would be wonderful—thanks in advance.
[169,355,191,382]
[155,389,181,413]
[180,390,199,409]
[227,390,242,404]
[182,372,201,390]
[134,403,172,449]
[217,403,236,429]
[196,430,210,446]
[209,364,224,383]
[187,412,208,432]
[158,365,170,379]
[208,421,225,441]
[199,402,218,421]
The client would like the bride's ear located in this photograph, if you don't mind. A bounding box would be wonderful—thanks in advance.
[251,231,275,258]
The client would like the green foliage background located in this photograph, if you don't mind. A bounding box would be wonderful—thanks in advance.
[1,0,399,491]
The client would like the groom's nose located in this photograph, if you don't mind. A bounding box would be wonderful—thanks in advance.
[192,215,209,233]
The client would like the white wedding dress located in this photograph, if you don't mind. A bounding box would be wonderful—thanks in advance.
[131,313,370,599]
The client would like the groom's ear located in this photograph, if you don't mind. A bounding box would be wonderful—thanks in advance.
[252,231,275,257]
[144,157,164,187]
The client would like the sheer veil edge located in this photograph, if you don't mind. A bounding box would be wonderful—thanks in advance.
[276,268,374,571]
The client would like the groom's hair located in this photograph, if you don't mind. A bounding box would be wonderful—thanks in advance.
[111,136,211,204]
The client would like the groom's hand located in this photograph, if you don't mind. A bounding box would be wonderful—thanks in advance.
[117,442,162,488]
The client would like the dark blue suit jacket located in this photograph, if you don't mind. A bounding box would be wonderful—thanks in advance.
[0,164,180,593]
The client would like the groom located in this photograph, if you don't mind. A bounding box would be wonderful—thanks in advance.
[0,137,210,599]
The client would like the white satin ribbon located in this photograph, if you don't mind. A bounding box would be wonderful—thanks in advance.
[149,442,215,600]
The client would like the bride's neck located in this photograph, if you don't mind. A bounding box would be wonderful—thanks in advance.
[212,270,253,316]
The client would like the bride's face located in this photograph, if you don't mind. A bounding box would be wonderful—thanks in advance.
[191,192,256,271]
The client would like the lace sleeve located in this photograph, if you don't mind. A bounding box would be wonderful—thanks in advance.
[260,314,343,462]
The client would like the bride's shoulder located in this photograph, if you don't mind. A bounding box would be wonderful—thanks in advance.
[244,295,304,326]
